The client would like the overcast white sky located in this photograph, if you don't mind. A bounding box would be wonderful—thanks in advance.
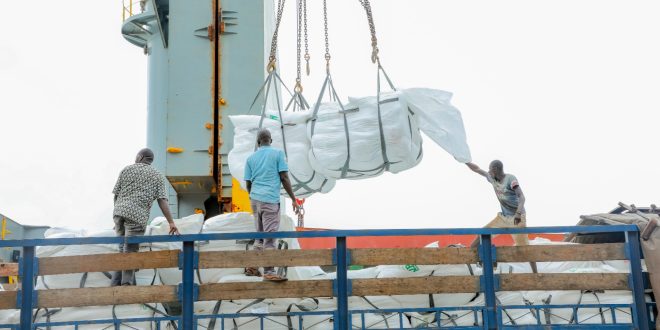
[1,0,658,231]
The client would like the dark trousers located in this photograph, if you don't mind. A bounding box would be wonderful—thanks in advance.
[110,216,145,286]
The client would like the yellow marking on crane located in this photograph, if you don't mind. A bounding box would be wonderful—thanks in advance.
[167,147,184,153]
[231,178,252,213]
[1,217,10,240]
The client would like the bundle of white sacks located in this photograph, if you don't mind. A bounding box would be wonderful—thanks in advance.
[228,88,472,198]
[0,220,647,328]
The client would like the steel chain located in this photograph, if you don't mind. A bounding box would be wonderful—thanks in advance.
[268,0,286,71]
[303,0,310,76]
[323,0,331,73]
[357,0,379,63]
[295,0,303,93]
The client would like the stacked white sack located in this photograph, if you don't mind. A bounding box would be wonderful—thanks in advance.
[308,91,423,179]
[228,114,335,198]
[151,212,327,285]
[378,242,481,311]
[36,228,158,290]
[18,304,171,330]
[410,291,536,327]
[196,296,334,330]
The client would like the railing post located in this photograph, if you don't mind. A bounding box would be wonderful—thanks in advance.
[181,241,196,330]
[626,230,650,329]
[479,234,497,330]
[336,236,349,330]
[19,246,35,330]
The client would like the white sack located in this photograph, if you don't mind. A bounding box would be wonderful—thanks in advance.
[23,304,170,330]
[228,114,335,198]
[400,88,472,163]
[308,91,423,180]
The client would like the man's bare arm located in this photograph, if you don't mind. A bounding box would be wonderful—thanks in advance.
[157,198,180,235]
[246,180,252,194]
[279,172,296,201]
[513,186,525,225]
[279,172,300,214]
[466,162,488,177]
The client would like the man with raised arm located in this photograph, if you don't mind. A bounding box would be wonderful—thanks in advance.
[243,129,299,282]
[111,148,179,286]
[466,160,529,247]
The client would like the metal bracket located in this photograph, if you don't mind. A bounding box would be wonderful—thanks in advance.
[331,248,351,266]
[178,250,199,270]
[17,256,39,277]
[15,289,38,309]
[193,25,214,41]
[177,283,199,302]
[477,243,497,263]
[333,278,352,296]
[480,274,500,291]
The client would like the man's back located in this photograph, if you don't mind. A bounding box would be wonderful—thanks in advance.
[487,173,523,217]
[113,163,167,226]
[245,146,288,204]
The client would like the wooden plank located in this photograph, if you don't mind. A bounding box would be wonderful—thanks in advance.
[352,276,480,296]
[39,250,179,275]
[500,273,629,291]
[199,249,334,268]
[199,280,334,301]
[497,243,626,262]
[0,263,18,276]
[37,285,178,308]
[0,291,17,310]
[351,247,478,266]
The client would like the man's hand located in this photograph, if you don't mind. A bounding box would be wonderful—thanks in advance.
[168,222,180,235]
[466,162,488,177]
[514,213,522,226]
[292,200,301,215]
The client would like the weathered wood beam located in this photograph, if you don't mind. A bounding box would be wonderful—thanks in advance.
[351,247,479,266]
[199,280,334,301]
[199,249,334,268]
[0,263,18,277]
[500,273,629,291]
[352,276,480,295]
[38,250,179,275]
[37,285,178,308]
[496,243,626,262]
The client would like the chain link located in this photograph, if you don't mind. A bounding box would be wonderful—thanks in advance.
[303,0,310,76]
[357,0,379,63]
[323,0,331,73]
[296,0,302,83]
[268,0,286,71]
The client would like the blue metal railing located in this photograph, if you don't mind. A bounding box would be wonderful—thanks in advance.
[0,225,652,330]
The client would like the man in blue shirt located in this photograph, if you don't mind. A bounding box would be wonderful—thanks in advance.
[244,129,299,281]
